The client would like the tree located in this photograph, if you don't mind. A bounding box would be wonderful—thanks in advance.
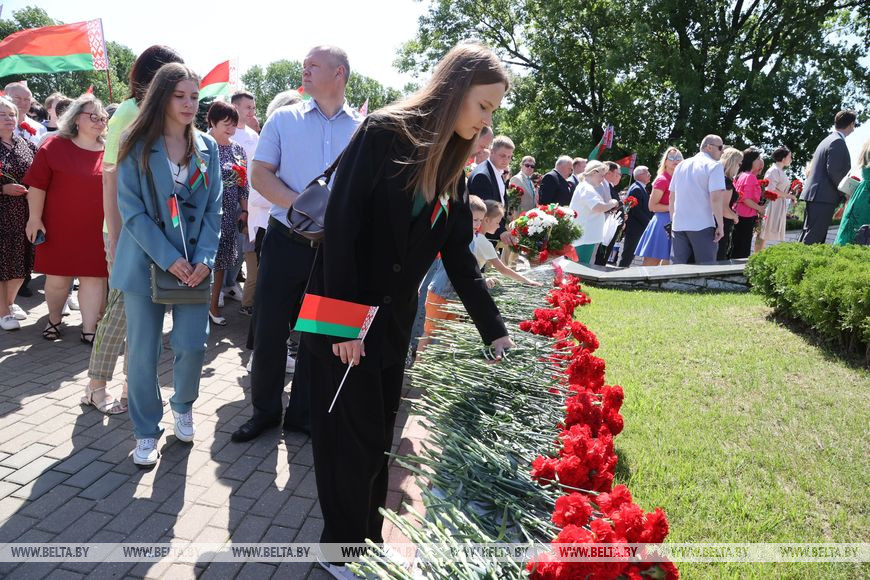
[397,0,869,169]
[0,6,136,105]
[241,59,403,120]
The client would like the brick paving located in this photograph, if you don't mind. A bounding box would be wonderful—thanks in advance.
[0,280,427,579]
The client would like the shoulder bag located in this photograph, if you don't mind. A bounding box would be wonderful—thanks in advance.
[145,163,211,305]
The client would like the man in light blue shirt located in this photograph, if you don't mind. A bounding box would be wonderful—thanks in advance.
[233,45,362,444]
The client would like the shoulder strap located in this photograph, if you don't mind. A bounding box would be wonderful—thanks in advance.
[144,162,164,227]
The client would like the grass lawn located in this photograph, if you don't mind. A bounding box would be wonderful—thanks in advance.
[576,287,869,579]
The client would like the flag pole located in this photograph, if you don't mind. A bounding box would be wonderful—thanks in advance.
[328,364,354,413]
[105,68,113,102]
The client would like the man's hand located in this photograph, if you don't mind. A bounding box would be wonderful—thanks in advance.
[489,335,516,362]
[187,263,211,287]
[499,230,516,246]
[2,183,27,196]
[168,258,194,283]
[246,114,261,134]
[333,339,365,366]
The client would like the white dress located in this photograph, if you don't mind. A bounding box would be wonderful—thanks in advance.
[760,165,789,241]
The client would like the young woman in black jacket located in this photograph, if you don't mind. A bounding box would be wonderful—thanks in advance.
[299,43,515,572]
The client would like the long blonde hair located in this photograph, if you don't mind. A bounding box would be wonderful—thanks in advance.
[720,147,744,179]
[372,43,509,201]
[118,63,200,176]
[860,137,870,168]
[656,146,681,178]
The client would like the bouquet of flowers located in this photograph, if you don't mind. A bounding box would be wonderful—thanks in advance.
[510,204,581,263]
[18,122,36,137]
[622,195,639,212]
[757,179,771,205]
[788,178,803,197]
[506,183,524,216]
[231,164,247,188]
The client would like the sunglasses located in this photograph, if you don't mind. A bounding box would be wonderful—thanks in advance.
[523,163,536,168]
[667,155,683,161]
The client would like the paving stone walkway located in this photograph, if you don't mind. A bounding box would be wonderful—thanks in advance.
[0,281,426,579]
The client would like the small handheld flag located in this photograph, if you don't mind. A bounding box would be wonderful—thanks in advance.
[295,294,379,413]
[168,195,180,228]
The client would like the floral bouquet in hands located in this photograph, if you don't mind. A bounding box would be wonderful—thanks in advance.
[506,183,525,217]
[510,204,581,264]
[622,195,639,212]
[757,179,771,205]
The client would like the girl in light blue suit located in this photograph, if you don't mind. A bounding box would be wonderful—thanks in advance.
[112,63,223,466]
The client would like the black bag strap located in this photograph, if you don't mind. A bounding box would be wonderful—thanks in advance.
[304,151,344,189]
[145,164,164,228]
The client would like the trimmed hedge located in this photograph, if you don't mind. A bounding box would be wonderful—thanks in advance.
[746,243,870,357]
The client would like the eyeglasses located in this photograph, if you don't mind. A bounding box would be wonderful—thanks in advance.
[523,163,535,168]
[79,112,109,125]
[666,155,683,161]
[708,144,724,151]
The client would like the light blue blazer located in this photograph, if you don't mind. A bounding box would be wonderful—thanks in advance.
[110,131,223,295]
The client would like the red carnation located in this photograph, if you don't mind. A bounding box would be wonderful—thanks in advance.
[531,455,558,481]
[552,493,593,528]
[594,484,633,514]
[18,122,36,136]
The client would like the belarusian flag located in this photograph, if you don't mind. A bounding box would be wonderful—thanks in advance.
[199,60,235,99]
[358,98,369,116]
[295,294,378,340]
[0,19,108,77]
[587,124,614,161]
[614,153,637,176]
[297,85,311,101]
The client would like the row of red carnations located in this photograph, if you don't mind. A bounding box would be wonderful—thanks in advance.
[520,266,678,579]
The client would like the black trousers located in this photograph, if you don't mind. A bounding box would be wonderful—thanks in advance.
[801,201,837,244]
[618,221,646,267]
[307,346,405,548]
[731,216,757,259]
[717,219,735,261]
[248,220,317,426]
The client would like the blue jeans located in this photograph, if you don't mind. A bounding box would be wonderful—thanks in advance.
[124,292,210,439]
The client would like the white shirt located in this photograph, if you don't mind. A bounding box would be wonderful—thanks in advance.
[15,116,46,145]
[570,181,609,245]
[487,159,506,204]
[670,151,726,232]
[232,124,269,241]
[472,232,498,269]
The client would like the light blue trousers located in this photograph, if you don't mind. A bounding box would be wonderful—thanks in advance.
[123,293,210,439]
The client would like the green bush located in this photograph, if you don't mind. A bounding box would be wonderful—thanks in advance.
[746,243,870,355]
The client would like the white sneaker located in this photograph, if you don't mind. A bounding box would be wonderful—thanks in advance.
[172,409,195,442]
[67,294,80,311]
[133,438,160,466]
[8,304,26,320]
[286,353,296,374]
[224,284,243,302]
[317,557,363,580]
[217,292,225,308]
[0,314,20,331]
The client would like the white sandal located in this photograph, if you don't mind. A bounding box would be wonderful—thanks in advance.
[81,386,128,415]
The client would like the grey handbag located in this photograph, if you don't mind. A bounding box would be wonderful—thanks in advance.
[145,165,211,305]
[287,153,344,243]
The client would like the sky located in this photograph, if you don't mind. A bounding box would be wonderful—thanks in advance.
[4,0,429,90]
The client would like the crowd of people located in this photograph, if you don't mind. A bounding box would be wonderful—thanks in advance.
[0,38,866,579]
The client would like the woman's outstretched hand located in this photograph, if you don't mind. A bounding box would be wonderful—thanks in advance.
[489,335,516,362]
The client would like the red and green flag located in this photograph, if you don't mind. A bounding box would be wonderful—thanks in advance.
[614,153,637,176]
[587,124,615,161]
[0,19,108,77]
[297,85,311,101]
[199,60,235,100]
[168,196,180,228]
[295,294,378,340]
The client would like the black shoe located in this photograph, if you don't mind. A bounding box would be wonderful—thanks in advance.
[17,286,32,298]
[231,417,280,442]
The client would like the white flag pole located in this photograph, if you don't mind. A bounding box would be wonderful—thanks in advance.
[327,306,379,414]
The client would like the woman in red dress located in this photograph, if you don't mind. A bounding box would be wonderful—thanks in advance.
[24,94,109,344]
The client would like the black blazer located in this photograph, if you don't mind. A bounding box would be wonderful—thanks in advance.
[538,169,572,205]
[468,160,507,237]
[303,117,508,369]
[624,181,653,231]
[802,132,851,204]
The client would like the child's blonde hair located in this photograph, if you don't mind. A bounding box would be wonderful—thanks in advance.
[469,195,487,214]
[484,199,504,218]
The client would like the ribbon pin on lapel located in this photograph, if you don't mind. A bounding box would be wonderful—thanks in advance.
[430,192,450,229]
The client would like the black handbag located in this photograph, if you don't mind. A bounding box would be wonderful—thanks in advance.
[286,153,344,243]
[145,164,211,305]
